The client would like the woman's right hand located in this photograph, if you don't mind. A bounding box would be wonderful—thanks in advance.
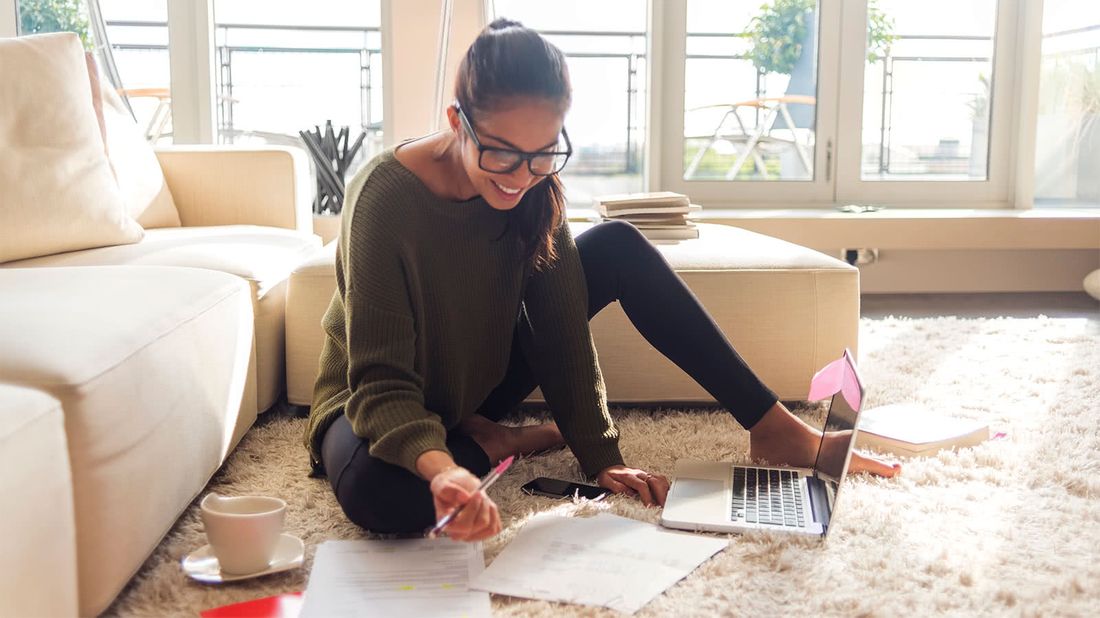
[428,466,501,542]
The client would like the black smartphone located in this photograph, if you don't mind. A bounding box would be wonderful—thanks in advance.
[521,477,609,500]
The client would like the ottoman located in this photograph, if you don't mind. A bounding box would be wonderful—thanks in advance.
[284,222,859,406]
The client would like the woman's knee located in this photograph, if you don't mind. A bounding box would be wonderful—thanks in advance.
[333,454,435,534]
[583,219,663,276]
[587,219,649,249]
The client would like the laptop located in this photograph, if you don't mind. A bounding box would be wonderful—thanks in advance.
[659,349,864,538]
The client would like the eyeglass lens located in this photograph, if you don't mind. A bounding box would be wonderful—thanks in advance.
[481,151,569,175]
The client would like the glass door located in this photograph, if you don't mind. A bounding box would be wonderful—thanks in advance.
[835,0,1016,207]
[659,0,840,205]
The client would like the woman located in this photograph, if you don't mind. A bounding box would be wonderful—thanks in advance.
[304,19,898,543]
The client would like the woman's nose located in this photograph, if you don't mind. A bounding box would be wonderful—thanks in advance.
[508,165,533,185]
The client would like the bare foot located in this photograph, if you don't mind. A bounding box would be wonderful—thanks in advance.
[748,402,901,478]
[458,415,566,464]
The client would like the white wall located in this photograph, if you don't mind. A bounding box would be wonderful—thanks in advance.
[166,0,216,144]
[852,250,1099,294]
[0,0,17,37]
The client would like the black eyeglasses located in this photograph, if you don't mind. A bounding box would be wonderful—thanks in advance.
[455,103,572,176]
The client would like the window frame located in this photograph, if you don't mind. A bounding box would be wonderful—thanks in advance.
[832,0,1020,209]
[652,0,1028,209]
[3,0,1056,212]
[1,0,17,37]
[657,0,842,206]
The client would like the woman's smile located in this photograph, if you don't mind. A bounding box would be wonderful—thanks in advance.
[490,179,525,201]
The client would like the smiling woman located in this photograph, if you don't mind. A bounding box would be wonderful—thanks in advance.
[302,17,897,548]
[302,19,611,542]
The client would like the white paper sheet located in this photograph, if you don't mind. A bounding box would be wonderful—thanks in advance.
[299,538,491,618]
[470,513,728,614]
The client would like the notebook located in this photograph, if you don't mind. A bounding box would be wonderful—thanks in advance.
[855,402,989,457]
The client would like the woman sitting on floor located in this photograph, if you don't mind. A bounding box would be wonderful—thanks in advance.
[303,18,900,542]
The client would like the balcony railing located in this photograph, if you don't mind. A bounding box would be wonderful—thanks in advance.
[685,31,998,178]
[214,22,382,148]
[104,20,382,149]
[107,22,1096,183]
[535,30,647,177]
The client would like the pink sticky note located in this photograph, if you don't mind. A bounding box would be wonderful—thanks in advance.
[808,356,862,411]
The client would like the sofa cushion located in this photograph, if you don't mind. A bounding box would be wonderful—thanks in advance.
[3,225,322,412]
[0,33,143,264]
[0,385,77,618]
[286,241,339,405]
[0,266,257,615]
[4,225,320,298]
[99,68,182,228]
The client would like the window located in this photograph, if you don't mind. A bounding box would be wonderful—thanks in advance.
[212,0,383,162]
[1033,0,1100,208]
[834,0,1015,207]
[493,0,648,206]
[859,0,997,181]
[659,0,838,204]
[659,0,1018,208]
[16,0,90,44]
[17,0,172,142]
[100,0,171,143]
[683,0,819,182]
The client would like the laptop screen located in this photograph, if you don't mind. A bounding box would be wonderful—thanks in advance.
[811,349,865,486]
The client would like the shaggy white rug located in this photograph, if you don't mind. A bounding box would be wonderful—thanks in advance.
[106,315,1100,616]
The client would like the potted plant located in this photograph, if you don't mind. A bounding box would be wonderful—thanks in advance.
[748,0,895,77]
[299,121,366,244]
[968,73,991,178]
[1035,62,1100,203]
[18,0,91,48]
[744,0,894,178]
[1075,67,1100,201]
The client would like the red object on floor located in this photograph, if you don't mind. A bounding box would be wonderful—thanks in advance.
[200,592,303,618]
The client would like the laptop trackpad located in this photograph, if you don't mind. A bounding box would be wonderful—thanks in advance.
[667,478,725,514]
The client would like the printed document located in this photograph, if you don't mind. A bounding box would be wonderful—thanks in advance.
[299,538,490,617]
[470,512,727,614]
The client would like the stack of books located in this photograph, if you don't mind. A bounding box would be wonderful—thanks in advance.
[594,192,701,241]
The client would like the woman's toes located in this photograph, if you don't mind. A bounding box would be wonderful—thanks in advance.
[851,452,901,477]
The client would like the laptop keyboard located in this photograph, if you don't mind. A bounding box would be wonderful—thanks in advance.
[731,467,806,527]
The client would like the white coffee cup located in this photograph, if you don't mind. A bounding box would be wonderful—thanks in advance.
[200,493,286,575]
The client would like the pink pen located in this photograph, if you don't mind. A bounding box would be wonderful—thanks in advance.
[427,455,515,538]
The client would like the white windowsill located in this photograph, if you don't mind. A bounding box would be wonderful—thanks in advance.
[569,207,1100,251]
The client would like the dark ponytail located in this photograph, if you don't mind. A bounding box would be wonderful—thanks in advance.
[455,18,571,272]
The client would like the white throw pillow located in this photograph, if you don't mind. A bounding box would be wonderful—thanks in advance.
[0,33,143,264]
[96,66,182,228]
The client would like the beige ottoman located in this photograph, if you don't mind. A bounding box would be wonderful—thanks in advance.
[285,222,859,406]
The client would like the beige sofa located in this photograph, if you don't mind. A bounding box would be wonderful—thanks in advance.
[286,221,860,408]
[0,33,319,616]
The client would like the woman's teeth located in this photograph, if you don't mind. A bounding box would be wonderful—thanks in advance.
[493,181,522,195]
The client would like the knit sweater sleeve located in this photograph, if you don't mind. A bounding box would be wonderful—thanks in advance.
[520,222,624,477]
[340,171,449,476]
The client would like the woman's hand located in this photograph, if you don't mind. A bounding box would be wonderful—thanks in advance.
[596,464,671,506]
[428,466,501,542]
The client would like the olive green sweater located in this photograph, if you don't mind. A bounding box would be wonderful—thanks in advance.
[304,149,624,478]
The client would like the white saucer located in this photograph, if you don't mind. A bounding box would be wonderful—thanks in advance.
[182,533,304,583]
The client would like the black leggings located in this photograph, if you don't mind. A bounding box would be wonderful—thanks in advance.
[320,220,778,533]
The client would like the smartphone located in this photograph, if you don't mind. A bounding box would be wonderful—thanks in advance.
[521,477,609,500]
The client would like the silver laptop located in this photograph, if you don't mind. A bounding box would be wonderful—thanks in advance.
[660,349,864,538]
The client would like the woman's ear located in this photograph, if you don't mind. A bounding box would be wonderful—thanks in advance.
[445,104,462,136]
